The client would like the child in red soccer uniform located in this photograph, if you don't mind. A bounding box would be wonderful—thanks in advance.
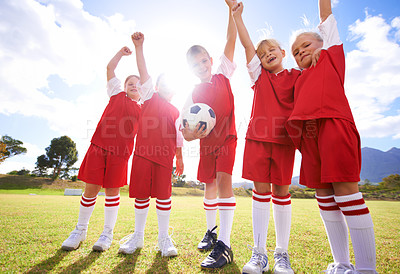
[289,0,377,273]
[182,0,237,269]
[231,2,300,273]
[118,32,184,257]
[61,47,141,252]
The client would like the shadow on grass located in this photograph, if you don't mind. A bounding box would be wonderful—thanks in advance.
[26,249,68,273]
[110,249,141,273]
[145,252,176,274]
[200,260,241,274]
[58,250,102,273]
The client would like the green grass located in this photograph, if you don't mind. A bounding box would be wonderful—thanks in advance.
[0,194,399,273]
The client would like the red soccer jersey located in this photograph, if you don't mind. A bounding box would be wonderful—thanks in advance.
[134,93,179,168]
[247,68,300,145]
[192,74,237,155]
[91,92,141,160]
[287,44,355,148]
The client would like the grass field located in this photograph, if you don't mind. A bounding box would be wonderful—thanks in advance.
[0,194,399,273]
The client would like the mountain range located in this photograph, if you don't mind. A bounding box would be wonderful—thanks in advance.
[360,147,400,183]
[232,147,400,188]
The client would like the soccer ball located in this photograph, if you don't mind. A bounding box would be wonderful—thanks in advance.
[182,103,216,136]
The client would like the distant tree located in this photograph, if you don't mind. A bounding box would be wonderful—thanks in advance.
[34,154,50,177]
[380,174,400,189]
[35,136,78,180]
[0,135,27,164]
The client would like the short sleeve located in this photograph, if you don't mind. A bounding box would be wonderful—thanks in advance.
[107,77,125,97]
[137,77,155,103]
[247,55,262,86]
[216,54,237,79]
[319,14,342,49]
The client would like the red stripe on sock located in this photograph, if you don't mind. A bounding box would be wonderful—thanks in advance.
[272,193,291,199]
[336,198,365,208]
[204,202,218,207]
[105,202,120,207]
[156,205,171,211]
[272,199,291,205]
[81,201,96,207]
[319,204,340,211]
[105,197,120,202]
[81,196,96,202]
[219,202,236,207]
[156,200,171,206]
[316,197,335,203]
[342,207,370,216]
[135,204,149,209]
[252,196,271,203]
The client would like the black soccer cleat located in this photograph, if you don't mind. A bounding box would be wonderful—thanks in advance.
[200,240,233,269]
[197,226,218,251]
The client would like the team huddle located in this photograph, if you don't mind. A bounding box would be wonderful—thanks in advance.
[60,0,377,273]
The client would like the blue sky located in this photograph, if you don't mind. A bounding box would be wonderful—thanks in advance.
[1,0,399,182]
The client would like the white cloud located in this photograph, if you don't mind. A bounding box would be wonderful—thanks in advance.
[345,14,400,139]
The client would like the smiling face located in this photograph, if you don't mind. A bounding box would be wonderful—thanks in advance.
[292,32,323,69]
[256,39,285,74]
[187,46,213,83]
[125,75,140,101]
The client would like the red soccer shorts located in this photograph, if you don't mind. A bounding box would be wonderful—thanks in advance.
[299,118,361,189]
[242,139,296,185]
[129,155,172,199]
[197,136,237,184]
[78,144,128,188]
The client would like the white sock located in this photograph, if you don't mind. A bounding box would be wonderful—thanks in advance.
[272,193,292,251]
[103,194,120,234]
[335,193,376,272]
[77,194,97,230]
[218,197,236,247]
[316,194,350,266]
[135,198,150,236]
[252,190,271,251]
[156,198,172,239]
[203,198,218,231]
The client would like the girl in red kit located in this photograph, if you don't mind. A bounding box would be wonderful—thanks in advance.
[118,32,184,258]
[289,0,377,273]
[61,47,141,252]
[230,2,299,273]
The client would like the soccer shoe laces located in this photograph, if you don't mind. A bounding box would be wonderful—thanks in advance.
[273,249,292,271]
[247,245,268,266]
[201,225,217,243]
[155,227,176,251]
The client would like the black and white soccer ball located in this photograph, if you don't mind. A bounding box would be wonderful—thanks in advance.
[182,103,216,136]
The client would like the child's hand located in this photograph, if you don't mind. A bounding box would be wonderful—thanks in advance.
[131,32,144,47]
[119,46,132,56]
[225,0,237,9]
[232,2,243,17]
[311,48,322,67]
[175,158,184,176]
[181,122,208,141]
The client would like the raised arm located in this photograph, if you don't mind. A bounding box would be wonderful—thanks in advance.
[319,0,332,23]
[231,2,256,64]
[131,32,150,84]
[224,0,237,62]
[107,47,132,81]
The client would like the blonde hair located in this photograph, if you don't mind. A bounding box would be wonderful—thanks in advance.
[186,45,210,61]
[256,39,283,59]
[295,32,323,43]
